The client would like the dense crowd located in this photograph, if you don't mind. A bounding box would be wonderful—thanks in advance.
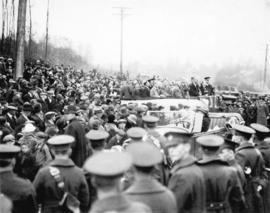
[0,56,270,213]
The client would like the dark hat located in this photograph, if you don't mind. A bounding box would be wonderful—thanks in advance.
[126,142,162,167]
[196,135,224,147]
[164,131,193,147]
[108,114,116,123]
[250,123,270,134]
[85,130,109,141]
[47,135,74,150]
[83,151,132,176]
[127,127,146,140]
[119,106,129,117]
[36,131,48,139]
[232,124,255,135]
[142,115,159,126]
[67,105,77,114]
[204,76,210,80]
[0,144,20,159]
[23,102,32,112]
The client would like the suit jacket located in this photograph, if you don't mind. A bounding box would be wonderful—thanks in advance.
[125,177,177,213]
[15,113,29,134]
[30,114,45,132]
[90,194,151,213]
[120,85,134,100]
[6,113,17,130]
[0,169,37,213]
[45,97,57,112]
[189,83,200,97]
[169,155,206,213]
[197,156,245,213]
[33,158,89,213]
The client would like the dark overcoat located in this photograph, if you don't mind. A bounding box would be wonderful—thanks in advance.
[65,118,90,167]
[125,177,177,213]
[235,142,268,213]
[168,155,206,213]
[89,194,152,213]
[197,156,245,213]
[256,141,270,212]
[33,158,89,213]
[0,169,37,213]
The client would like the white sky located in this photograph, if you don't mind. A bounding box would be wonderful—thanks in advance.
[2,0,270,76]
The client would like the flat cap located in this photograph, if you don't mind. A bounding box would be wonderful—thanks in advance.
[142,115,159,123]
[127,127,146,140]
[126,142,162,167]
[250,123,270,133]
[6,105,18,111]
[233,124,255,135]
[164,131,193,147]
[117,119,127,124]
[47,135,75,146]
[45,111,57,117]
[196,135,224,147]
[85,130,109,141]
[83,151,132,176]
[0,144,20,159]
[137,105,148,113]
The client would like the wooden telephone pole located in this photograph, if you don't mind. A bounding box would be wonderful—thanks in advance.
[15,0,27,79]
[263,44,268,91]
[113,7,130,77]
[45,0,50,60]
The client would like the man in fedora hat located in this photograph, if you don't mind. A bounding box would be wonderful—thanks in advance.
[200,77,215,96]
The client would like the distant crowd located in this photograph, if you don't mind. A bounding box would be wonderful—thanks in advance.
[1,56,270,213]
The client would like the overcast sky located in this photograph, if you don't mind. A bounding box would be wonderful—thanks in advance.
[2,0,270,77]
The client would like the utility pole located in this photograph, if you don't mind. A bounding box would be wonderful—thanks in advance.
[28,0,32,59]
[15,0,27,79]
[45,0,49,61]
[113,7,130,77]
[263,44,268,91]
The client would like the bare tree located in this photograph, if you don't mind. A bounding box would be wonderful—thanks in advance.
[15,0,27,79]
[1,0,6,53]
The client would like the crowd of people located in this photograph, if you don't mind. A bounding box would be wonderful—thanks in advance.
[0,56,270,213]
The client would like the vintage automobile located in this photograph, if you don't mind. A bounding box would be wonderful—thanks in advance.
[122,98,244,133]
